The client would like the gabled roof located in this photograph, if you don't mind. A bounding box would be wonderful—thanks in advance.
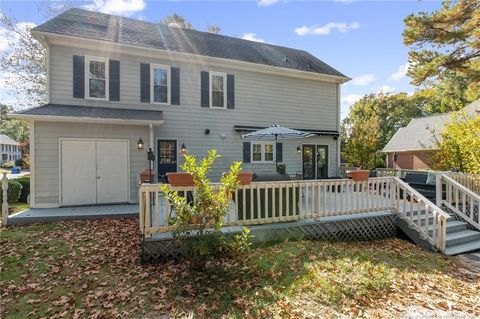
[383,99,480,153]
[33,8,348,80]
[10,104,163,125]
[0,134,20,145]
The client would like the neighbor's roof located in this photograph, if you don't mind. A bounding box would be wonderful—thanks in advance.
[32,8,348,80]
[383,99,480,153]
[0,134,20,146]
[10,104,163,125]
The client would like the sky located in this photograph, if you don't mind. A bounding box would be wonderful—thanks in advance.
[0,0,443,117]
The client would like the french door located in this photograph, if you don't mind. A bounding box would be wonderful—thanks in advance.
[302,145,329,180]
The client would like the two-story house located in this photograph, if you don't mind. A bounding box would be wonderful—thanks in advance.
[0,134,22,165]
[11,8,349,208]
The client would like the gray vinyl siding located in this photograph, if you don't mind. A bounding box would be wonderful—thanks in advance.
[33,121,149,206]
[37,44,340,206]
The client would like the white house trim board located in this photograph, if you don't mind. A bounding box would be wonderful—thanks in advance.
[33,31,351,84]
[9,114,164,126]
[29,120,35,208]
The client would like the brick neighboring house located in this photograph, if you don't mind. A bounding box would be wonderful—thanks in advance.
[383,99,480,170]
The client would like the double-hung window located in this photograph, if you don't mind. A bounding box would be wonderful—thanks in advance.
[86,56,108,100]
[151,64,171,104]
[210,72,226,109]
[251,142,275,163]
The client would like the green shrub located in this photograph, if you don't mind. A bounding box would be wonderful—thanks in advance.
[0,179,22,204]
[14,158,25,168]
[161,150,252,268]
[1,161,15,169]
[16,176,30,203]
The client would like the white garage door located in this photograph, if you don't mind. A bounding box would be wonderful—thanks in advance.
[60,139,129,206]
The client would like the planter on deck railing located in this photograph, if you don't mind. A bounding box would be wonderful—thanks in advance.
[347,170,370,182]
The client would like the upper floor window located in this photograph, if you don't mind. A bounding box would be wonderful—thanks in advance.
[151,64,171,104]
[86,56,109,100]
[210,72,226,109]
[251,142,275,163]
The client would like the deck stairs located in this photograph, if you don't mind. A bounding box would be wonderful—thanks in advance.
[397,175,480,255]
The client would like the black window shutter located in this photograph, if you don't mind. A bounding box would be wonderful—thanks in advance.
[200,71,209,107]
[243,142,251,163]
[140,63,150,103]
[109,60,120,101]
[171,67,180,105]
[73,55,85,98]
[276,143,283,163]
[227,74,235,109]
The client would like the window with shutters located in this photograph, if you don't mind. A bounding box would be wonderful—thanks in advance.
[209,72,226,109]
[251,142,275,163]
[85,56,109,100]
[151,64,171,104]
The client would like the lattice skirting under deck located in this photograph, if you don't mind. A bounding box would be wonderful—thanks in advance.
[141,211,397,263]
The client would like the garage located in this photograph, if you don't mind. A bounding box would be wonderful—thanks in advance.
[60,139,129,206]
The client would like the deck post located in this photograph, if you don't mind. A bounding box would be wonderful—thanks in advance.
[2,173,8,226]
[436,173,442,206]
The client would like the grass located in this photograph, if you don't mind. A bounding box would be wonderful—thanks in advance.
[8,202,29,214]
[1,218,479,318]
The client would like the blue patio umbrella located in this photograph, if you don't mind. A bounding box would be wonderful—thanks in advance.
[241,125,315,170]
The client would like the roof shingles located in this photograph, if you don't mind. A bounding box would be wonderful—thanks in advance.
[33,8,347,78]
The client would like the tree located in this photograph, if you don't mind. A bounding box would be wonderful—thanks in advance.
[433,112,480,174]
[403,0,480,98]
[342,117,381,169]
[206,24,221,34]
[0,14,47,106]
[0,104,29,145]
[161,13,193,29]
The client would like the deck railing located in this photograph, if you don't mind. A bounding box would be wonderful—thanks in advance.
[438,174,480,231]
[139,176,450,253]
[448,172,480,196]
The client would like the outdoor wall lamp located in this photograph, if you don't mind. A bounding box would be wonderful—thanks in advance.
[181,143,187,153]
[297,146,301,154]
[137,138,144,150]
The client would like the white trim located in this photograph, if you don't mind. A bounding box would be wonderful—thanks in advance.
[209,71,227,109]
[33,31,350,84]
[337,83,341,175]
[9,113,163,126]
[58,138,131,206]
[46,45,51,103]
[29,120,35,208]
[150,64,171,105]
[85,55,109,101]
[156,138,179,180]
[251,141,276,163]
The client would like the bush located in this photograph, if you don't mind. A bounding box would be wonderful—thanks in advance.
[14,158,25,168]
[1,161,15,169]
[0,179,22,204]
[16,176,30,203]
[161,150,252,268]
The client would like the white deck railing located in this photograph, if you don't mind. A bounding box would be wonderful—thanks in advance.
[139,176,450,253]
[438,174,480,231]
[448,172,480,196]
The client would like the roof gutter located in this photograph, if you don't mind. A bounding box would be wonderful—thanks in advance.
[9,113,164,126]
[31,30,351,84]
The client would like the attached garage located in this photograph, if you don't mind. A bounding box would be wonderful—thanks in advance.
[60,139,129,206]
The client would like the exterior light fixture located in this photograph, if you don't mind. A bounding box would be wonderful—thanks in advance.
[297,146,301,154]
[181,143,187,153]
[137,138,144,150]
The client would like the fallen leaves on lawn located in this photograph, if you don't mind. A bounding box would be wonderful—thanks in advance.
[0,219,479,319]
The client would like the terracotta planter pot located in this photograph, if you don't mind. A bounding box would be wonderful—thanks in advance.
[237,172,253,186]
[347,170,370,181]
[166,172,194,187]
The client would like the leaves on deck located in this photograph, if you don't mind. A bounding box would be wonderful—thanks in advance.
[0,219,479,318]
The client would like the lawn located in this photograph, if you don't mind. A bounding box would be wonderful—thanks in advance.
[0,218,479,318]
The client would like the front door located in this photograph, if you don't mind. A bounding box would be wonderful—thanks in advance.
[157,139,177,182]
[302,144,329,180]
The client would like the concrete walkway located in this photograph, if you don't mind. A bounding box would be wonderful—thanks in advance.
[7,204,138,225]
[456,250,480,274]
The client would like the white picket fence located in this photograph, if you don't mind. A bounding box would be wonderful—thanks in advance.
[139,176,451,253]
